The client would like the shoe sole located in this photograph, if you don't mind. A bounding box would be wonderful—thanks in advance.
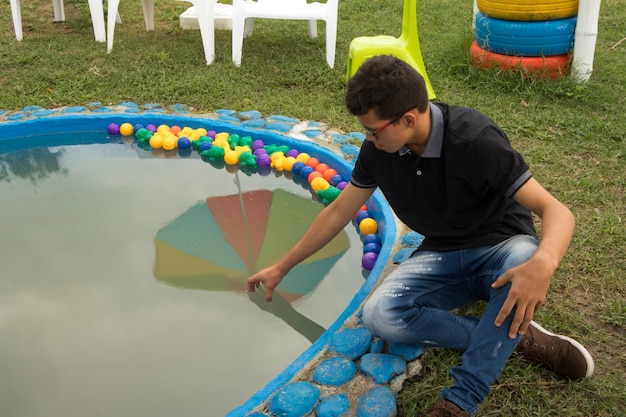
[530,320,595,378]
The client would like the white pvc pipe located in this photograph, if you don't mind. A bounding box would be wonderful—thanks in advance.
[572,0,601,82]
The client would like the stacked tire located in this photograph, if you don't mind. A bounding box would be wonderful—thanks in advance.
[470,0,579,79]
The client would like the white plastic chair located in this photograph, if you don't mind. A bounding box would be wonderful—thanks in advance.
[107,0,155,53]
[231,0,338,68]
[177,0,219,64]
[10,0,108,42]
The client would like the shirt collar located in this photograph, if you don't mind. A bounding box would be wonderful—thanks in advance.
[399,102,443,158]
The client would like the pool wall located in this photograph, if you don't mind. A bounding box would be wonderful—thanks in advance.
[1,105,424,417]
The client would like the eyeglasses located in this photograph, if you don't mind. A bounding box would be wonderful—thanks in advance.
[364,114,403,138]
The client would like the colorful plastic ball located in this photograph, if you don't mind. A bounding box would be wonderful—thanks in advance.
[162,135,178,151]
[300,166,315,181]
[286,149,299,158]
[145,124,157,133]
[291,161,306,175]
[361,252,378,271]
[296,152,311,163]
[329,174,343,186]
[322,168,338,182]
[355,210,371,224]
[177,137,191,149]
[119,123,134,136]
[363,243,381,254]
[359,218,378,235]
[224,151,240,165]
[107,123,120,135]
[305,157,320,169]
[149,134,164,149]
[252,139,265,151]
[170,125,182,135]
[257,153,271,167]
[308,170,323,183]
[283,156,297,171]
[363,234,382,246]
[336,181,349,190]
[315,163,330,173]
[310,177,330,193]
[198,141,213,152]
[133,123,144,132]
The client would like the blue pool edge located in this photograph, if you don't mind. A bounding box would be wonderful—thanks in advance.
[1,105,422,417]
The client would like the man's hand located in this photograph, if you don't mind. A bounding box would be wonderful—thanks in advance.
[491,258,551,338]
[247,265,286,302]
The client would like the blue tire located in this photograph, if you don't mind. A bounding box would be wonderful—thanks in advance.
[474,11,577,56]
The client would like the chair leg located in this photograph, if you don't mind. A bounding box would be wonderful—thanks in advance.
[194,0,216,65]
[52,0,65,22]
[141,0,155,31]
[232,3,246,65]
[308,20,317,38]
[87,0,105,42]
[10,0,23,41]
[107,0,121,52]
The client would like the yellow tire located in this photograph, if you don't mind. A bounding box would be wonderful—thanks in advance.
[477,0,579,21]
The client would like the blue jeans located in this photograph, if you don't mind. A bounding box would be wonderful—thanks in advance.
[362,235,539,416]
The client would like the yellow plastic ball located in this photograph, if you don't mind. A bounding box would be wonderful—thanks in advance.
[359,218,378,235]
[119,123,134,136]
[283,156,297,171]
[162,135,178,151]
[224,151,240,165]
[157,124,171,133]
[310,177,330,193]
[296,152,310,163]
[149,134,164,149]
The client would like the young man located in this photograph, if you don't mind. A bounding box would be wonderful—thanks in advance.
[247,55,594,416]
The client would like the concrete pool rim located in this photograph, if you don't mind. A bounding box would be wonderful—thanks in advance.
[0,103,424,417]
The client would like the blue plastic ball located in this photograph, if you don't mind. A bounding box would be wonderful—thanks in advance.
[329,174,343,186]
[177,137,191,150]
[363,243,381,254]
[292,161,306,175]
[355,210,371,225]
[300,166,315,181]
[363,234,382,246]
[198,141,213,152]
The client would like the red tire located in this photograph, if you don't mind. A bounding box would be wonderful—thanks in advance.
[469,41,570,79]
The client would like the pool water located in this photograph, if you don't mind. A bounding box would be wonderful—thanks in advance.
[0,139,364,416]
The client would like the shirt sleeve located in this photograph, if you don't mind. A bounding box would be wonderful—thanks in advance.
[350,141,378,188]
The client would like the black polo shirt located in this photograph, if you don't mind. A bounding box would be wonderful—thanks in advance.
[351,102,537,251]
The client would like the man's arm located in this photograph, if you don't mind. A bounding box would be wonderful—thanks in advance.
[247,183,376,301]
[492,177,576,338]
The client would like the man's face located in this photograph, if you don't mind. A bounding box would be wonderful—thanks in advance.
[357,109,408,153]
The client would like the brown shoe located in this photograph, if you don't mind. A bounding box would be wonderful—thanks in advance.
[517,321,594,380]
[423,398,470,417]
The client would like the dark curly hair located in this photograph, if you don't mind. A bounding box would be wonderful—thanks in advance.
[345,55,429,119]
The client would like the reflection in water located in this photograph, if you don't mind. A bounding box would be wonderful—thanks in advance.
[0,142,363,417]
[0,148,68,184]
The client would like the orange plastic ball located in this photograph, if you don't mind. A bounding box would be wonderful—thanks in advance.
[322,168,339,182]
[315,163,330,173]
[305,157,320,168]
[308,170,323,183]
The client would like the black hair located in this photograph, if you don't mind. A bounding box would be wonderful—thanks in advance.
[345,55,429,119]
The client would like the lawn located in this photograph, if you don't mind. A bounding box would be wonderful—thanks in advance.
[1,0,624,415]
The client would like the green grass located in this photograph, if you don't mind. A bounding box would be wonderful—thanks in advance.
[1,0,625,415]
